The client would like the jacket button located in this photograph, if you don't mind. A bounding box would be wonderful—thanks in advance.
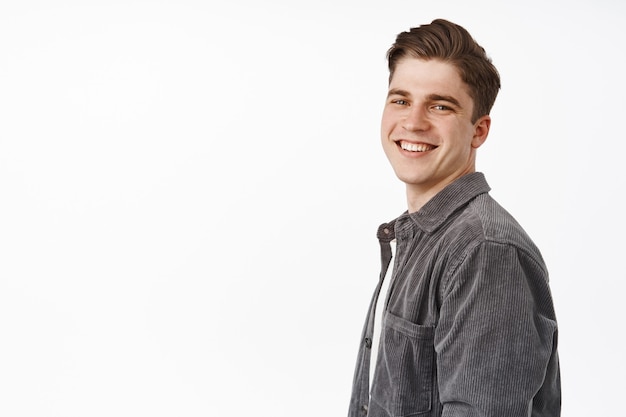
[364,337,372,348]
[361,404,368,414]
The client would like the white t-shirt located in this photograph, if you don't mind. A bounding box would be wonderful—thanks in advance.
[370,240,396,383]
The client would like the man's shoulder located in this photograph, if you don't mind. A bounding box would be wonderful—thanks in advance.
[448,193,541,258]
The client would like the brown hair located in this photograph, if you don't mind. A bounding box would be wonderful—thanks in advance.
[387,19,501,122]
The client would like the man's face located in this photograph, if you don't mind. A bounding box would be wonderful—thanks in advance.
[381,58,490,204]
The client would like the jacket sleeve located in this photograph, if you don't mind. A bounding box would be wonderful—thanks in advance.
[434,241,560,417]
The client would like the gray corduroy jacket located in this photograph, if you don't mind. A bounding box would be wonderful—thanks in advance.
[348,173,560,417]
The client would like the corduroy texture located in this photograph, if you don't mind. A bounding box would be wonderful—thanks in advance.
[348,172,560,417]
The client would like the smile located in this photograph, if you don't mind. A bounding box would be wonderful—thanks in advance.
[398,140,437,152]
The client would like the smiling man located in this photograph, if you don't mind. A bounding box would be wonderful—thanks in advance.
[348,19,560,417]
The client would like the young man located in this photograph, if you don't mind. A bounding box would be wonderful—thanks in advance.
[348,19,560,417]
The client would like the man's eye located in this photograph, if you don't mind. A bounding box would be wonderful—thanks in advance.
[392,99,408,105]
[433,104,452,111]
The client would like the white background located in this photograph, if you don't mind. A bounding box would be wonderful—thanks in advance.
[1,0,624,416]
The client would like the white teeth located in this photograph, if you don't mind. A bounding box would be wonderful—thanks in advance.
[400,141,435,152]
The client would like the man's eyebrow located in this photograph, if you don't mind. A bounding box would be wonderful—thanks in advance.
[387,88,410,98]
[427,94,462,108]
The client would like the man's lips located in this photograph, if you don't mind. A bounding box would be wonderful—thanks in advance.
[396,140,438,153]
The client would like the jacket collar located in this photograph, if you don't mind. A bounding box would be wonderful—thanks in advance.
[379,172,491,239]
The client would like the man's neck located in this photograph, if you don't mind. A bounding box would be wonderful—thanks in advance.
[406,187,438,214]
[405,171,476,213]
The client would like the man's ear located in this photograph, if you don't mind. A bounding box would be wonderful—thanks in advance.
[471,115,491,149]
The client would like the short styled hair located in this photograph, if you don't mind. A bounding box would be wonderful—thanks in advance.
[387,19,501,122]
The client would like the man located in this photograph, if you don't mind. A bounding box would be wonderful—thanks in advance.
[348,19,560,417]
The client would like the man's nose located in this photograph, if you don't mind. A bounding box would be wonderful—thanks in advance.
[403,106,430,131]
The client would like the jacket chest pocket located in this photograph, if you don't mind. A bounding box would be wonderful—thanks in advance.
[371,312,434,416]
